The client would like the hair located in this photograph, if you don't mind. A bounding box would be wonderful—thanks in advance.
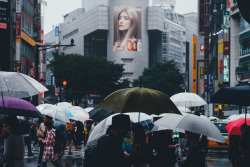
[4,116,21,135]
[44,120,54,130]
[116,7,139,49]
[130,123,146,145]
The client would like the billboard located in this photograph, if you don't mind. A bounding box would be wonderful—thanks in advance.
[199,0,205,34]
[193,36,197,94]
[113,6,142,52]
[218,32,224,83]
[152,0,176,5]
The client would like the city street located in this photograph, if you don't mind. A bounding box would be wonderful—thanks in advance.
[24,146,232,167]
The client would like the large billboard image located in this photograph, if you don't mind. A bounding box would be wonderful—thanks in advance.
[113,6,142,52]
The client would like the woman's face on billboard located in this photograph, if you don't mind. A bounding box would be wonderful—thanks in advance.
[118,11,131,31]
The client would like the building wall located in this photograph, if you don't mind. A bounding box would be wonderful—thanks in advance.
[82,0,109,12]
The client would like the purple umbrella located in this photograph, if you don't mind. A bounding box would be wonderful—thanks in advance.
[0,97,43,118]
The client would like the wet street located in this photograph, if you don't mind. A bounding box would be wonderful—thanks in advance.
[24,146,232,167]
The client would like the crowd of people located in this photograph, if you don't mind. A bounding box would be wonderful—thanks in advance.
[0,113,249,167]
[84,114,210,167]
[0,114,93,167]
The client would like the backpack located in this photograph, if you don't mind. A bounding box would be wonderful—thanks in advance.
[53,130,65,154]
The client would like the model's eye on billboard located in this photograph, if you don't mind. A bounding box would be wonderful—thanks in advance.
[113,6,142,52]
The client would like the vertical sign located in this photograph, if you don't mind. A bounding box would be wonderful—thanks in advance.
[218,32,224,83]
[16,0,22,13]
[193,36,197,93]
[224,11,230,29]
[16,15,21,38]
[199,0,205,34]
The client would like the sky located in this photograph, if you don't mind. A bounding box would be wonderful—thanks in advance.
[44,0,198,34]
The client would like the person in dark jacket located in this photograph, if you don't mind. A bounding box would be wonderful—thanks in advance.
[95,114,130,167]
[178,131,205,167]
[75,121,84,149]
[228,135,241,167]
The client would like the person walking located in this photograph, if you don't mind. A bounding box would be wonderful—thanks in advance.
[3,116,25,167]
[20,117,32,156]
[38,121,61,167]
[74,120,84,149]
[66,121,74,155]
[84,114,130,167]
[178,131,205,167]
[126,123,151,167]
[37,115,53,167]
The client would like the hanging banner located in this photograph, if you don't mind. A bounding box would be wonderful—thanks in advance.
[193,36,197,93]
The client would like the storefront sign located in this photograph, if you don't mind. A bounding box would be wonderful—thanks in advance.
[224,55,229,82]
[224,11,230,29]
[199,0,205,34]
[193,36,197,93]
[240,47,250,56]
[16,0,21,13]
[16,15,21,38]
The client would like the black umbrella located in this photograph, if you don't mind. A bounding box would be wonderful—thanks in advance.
[89,108,116,122]
[211,86,250,106]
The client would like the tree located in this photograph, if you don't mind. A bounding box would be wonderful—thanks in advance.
[133,60,184,97]
[50,53,130,104]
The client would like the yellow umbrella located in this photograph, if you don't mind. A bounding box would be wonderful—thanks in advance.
[97,87,181,116]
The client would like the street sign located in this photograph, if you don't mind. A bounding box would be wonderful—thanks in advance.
[55,26,59,36]
[46,73,51,85]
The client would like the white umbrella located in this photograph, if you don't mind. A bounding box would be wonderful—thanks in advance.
[87,113,120,144]
[56,102,72,108]
[124,112,152,122]
[0,71,48,98]
[176,114,225,143]
[170,92,207,107]
[228,114,250,121]
[208,116,220,122]
[36,104,70,123]
[70,106,90,120]
[154,113,188,132]
[177,107,191,113]
[84,107,94,113]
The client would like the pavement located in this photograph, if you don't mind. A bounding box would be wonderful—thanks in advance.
[24,145,85,167]
[24,146,232,167]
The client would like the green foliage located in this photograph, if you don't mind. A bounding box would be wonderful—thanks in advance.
[50,53,130,97]
[133,60,184,97]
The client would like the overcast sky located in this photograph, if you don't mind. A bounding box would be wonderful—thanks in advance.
[44,0,198,34]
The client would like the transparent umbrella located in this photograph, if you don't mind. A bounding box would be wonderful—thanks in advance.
[0,71,48,98]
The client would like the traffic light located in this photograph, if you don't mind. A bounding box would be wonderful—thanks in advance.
[63,81,67,86]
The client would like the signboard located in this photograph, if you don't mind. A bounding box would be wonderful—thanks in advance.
[0,0,10,29]
[55,88,59,96]
[16,15,21,38]
[113,6,142,52]
[152,0,176,5]
[46,73,52,85]
[224,55,229,82]
[16,0,21,13]
[199,0,205,34]
[55,26,59,36]
[218,32,224,82]
[224,11,230,29]
[200,44,204,56]
[193,36,197,93]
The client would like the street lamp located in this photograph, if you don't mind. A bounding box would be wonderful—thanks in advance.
[235,65,244,85]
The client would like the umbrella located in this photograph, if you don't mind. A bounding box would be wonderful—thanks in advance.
[225,118,250,135]
[176,114,225,143]
[211,86,250,106]
[170,91,207,107]
[154,113,188,132]
[177,107,191,113]
[56,102,72,108]
[83,107,94,113]
[0,97,43,118]
[89,108,116,122]
[36,104,70,123]
[124,112,152,122]
[0,71,48,98]
[97,87,181,116]
[70,106,90,120]
[228,114,250,122]
[208,116,220,122]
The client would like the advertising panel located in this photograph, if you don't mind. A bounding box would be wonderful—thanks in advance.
[152,0,176,5]
[199,0,205,34]
[218,32,224,83]
[224,11,230,29]
[113,6,142,52]
[193,36,197,93]
[16,15,21,38]
[223,55,229,82]
[16,0,21,13]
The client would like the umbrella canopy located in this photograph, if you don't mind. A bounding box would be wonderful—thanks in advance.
[225,118,250,135]
[211,86,250,106]
[170,92,207,107]
[36,104,70,123]
[124,112,152,122]
[177,107,191,113]
[176,114,225,143]
[97,87,181,115]
[228,114,250,122]
[0,71,48,98]
[0,97,43,118]
[89,108,116,122]
[83,107,94,113]
[70,106,90,120]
